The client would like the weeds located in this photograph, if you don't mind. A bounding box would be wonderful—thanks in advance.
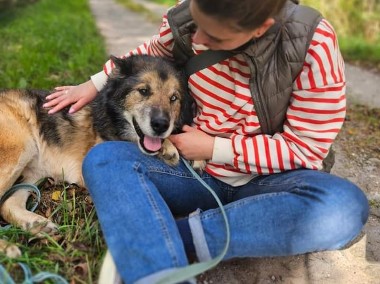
[116,0,163,23]
[0,180,105,282]
[339,104,380,159]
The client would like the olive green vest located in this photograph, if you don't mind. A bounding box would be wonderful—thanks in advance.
[168,0,335,171]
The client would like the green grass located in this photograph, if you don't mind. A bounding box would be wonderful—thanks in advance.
[0,181,105,283]
[339,37,380,68]
[0,0,107,282]
[116,0,163,23]
[0,0,107,89]
[301,0,380,68]
[149,0,175,6]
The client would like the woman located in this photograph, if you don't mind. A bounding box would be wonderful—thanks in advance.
[44,0,369,283]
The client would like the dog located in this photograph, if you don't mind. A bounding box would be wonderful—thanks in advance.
[0,55,197,255]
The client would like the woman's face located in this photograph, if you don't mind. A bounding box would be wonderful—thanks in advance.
[189,0,258,50]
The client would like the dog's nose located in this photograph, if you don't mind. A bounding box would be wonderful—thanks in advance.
[151,116,170,134]
[150,107,170,134]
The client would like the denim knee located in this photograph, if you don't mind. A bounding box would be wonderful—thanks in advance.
[83,141,137,170]
[309,176,369,250]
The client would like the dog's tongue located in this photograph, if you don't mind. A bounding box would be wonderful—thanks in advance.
[143,136,162,152]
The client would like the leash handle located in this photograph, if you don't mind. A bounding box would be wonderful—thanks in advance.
[0,262,68,284]
[0,183,41,213]
[0,183,41,230]
[157,158,230,284]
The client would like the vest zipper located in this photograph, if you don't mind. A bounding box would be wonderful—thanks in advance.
[249,56,271,135]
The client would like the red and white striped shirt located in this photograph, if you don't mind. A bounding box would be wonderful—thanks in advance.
[91,16,346,186]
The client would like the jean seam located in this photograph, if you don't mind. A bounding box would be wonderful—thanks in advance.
[148,166,215,181]
[200,191,290,220]
[136,162,182,267]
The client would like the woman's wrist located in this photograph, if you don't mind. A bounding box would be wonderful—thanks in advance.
[90,71,108,91]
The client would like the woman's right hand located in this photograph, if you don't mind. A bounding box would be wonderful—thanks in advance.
[43,80,98,114]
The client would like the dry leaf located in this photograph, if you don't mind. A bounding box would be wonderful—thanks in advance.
[51,190,61,201]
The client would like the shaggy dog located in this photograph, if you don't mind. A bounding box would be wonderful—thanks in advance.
[0,55,195,255]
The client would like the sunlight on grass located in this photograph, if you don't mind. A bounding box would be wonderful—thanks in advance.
[0,0,107,89]
[116,0,162,23]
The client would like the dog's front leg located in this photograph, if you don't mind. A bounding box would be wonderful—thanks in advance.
[0,188,59,237]
[158,139,180,166]
[158,139,208,172]
[190,160,207,172]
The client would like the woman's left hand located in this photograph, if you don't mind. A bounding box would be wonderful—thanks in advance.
[169,125,214,160]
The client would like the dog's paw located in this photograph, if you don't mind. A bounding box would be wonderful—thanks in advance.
[191,160,207,172]
[24,218,59,237]
[158,139,180,166]
[0,239,22,258]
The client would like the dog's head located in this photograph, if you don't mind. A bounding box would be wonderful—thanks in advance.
[95,55,193,155]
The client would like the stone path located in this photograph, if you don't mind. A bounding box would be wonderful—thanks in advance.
[88,0,380,283]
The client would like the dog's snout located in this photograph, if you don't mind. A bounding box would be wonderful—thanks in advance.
[151,116,170,134]
[151,108,170,134]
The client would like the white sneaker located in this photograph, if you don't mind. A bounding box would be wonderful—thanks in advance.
[98,250,123,284]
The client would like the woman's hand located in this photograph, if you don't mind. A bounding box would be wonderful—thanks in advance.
[169,125,215,160]
[43,80,98,114]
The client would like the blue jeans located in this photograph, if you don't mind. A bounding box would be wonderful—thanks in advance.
[82,141,369,284]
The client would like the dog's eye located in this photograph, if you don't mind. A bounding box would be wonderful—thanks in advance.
[138,88,149,96]
[170,95,178,102]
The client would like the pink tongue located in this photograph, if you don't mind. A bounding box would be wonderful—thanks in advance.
[143,136,162,152]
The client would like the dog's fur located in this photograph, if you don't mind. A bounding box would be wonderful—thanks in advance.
[0,55,195,244]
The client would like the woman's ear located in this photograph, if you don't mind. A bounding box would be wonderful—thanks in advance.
[253,18,275,38]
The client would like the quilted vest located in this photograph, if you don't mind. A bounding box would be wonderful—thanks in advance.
[168,0,335,171]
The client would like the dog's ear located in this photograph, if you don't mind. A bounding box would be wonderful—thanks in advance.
[109,55,133,78]
[173,71,195,133]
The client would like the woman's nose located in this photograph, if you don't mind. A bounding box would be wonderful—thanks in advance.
[192,29,209,46]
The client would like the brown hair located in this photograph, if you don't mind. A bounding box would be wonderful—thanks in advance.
[193,0,287,31]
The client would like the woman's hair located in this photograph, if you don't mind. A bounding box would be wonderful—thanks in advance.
[193,0,288,31]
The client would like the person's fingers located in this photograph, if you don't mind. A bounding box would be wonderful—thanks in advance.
[68,99,88,114]
[48,104,64,114]
[47,86,75,100]
[43,94,66,107]
[54,85,73,91]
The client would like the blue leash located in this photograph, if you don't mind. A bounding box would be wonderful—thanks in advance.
[0,263,68,284]
[156,158,231,284]
[0,183,69,284]
[0,183,41,230]
[0,183,41,214]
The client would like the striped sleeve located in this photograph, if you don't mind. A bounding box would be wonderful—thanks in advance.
[231,19,346,174]
[102,15,175,76]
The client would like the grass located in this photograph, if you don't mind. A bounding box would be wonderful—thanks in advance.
[0,180,105,283]
[338,104,380,159]
[0,0,107,89]
[0,0,107,282]
[116,0,163,23]
[301,0,380,69]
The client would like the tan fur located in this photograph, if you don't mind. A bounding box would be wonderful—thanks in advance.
[0,85,183,246]
[0,56,200,255]
[0,91,97,239]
